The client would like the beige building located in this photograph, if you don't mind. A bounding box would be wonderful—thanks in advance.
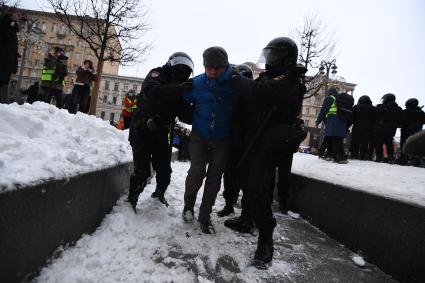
[95,74,144,122]
[9,8,119,98]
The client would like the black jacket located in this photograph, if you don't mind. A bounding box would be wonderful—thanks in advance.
[135,65,188,128]
[373,101,402,137]
[351,103,375,132]
[232,66,306,151]
[401,106,425,138]
[0,12,19,83]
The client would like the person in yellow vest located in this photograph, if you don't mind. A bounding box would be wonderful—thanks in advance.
[121,89,138,129]
[40,47,68,108]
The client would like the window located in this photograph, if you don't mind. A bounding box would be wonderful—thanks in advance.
[305,107,310,115]
[114,82,119,91]
[41,22,47,32]
[100,111,105,119]
[103,95,107,103]
[31,70,37,77]
[78,40,84,47]
[75,52,81,60]
[104,80,110,90]
[51,24,57,33]
[34,59,39,66]
[59,25,66,35]
[59,39,64,44]
[110,112,115,121]
[112,97,117,105]
[133,84,138,91]
[124,84,128,91]
[67,39,72,45]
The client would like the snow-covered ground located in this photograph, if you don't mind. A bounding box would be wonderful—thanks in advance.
[36,161,295,283]
[0,102,132,192]
[292,153,425,207]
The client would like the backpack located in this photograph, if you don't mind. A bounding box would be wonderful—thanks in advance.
[335,93,354,121]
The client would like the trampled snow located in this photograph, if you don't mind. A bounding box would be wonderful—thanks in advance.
[292,153,425,207]
[0,102,132,192]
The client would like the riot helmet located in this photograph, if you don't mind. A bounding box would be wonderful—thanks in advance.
[257,37,298,69]
[167,52,194,82]
[235,63,253,79]
[381,93,396,104]
[405,98,419,109]
[358,95,372,105]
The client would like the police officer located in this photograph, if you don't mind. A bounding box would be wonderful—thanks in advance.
[217,63,254,217]
[226,37,307,269]
[128,52,194,212]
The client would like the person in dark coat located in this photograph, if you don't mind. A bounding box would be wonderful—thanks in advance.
[349,95,375,159]
[316,88,348,163]
[127,52,194,212]
[0,7,21,103]
[373,93,402,163]
[225,37,307,269]
[399,98,425,165]
[20,81,39,104]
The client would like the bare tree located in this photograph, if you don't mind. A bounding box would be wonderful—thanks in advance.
[296,15,336,99]
[47,0,151,114]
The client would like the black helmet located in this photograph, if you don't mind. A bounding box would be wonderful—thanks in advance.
[405,98,419,109]
[235,64,253,79]
[381,93,396,104]
[358,95,372,105]
[167,52,194,73]
[258,37,298,69]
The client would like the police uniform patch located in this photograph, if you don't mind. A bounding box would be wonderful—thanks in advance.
[151,71,160,78]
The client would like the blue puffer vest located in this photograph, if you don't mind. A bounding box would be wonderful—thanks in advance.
[184,66,239,141]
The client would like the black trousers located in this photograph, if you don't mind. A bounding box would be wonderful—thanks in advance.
[222,146,244,207]
[239,151,278,242]
[374,134,394,161]
[69,84,90,114]
[43,87,63,108]
[327,136,345,161]
[269,153,293,204]
[131,127,172,191]
[350,129,371,159]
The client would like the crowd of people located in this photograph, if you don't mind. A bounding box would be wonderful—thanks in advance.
[316,89,425,166]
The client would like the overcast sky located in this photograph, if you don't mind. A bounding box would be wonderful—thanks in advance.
[23,0,425,106]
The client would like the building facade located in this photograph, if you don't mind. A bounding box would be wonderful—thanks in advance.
[8,8,119,100]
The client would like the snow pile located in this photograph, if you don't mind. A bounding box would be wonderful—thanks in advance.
[36,162,294,283]
[0,102,132,191]
[292,153,425,207]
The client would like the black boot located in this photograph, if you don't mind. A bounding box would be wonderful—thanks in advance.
[253,243,274,269]
[128,173,146,213]
[199,219,216,234]
[151,187,169,207]
[217,205,234,217]
[224,213,253,234]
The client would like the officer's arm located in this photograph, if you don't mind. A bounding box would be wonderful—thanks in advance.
[142,69,183,102]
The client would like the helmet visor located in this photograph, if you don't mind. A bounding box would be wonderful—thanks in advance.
[169,56,194,73]
[258,48,284,69]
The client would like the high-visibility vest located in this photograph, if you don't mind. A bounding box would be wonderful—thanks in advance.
[326,95,337,118]
[41,67,55,82]
[123,97,138,113]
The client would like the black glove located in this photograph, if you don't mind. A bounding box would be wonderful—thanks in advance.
[178,79,193,94]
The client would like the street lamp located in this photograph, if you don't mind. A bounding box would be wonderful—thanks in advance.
[319,59,337,95]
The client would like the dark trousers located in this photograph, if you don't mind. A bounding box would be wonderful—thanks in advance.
[269,153,293,205]
[131,127,172,192]
[43,87,63,108]
[327,136,345,161]
[222,146,244,207]
[242,151,277,243]
[0,82,9,104]
[374,134,394,161]
[123,116,132,130]
[318,136,329,157]
[69,84,90,114]
[350,129,371,159]
[184,131,229,221]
